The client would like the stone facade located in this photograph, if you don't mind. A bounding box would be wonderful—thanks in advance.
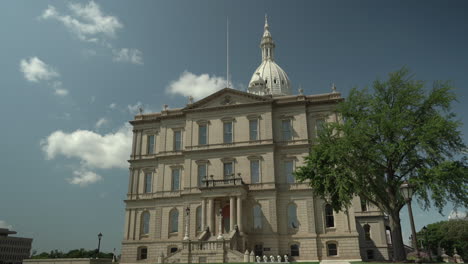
[120,88,392,263]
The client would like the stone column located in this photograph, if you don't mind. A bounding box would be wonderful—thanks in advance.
[237,196,242,233]
[201,198,206,231]
[230,197,235,232]
[208,198,214,233]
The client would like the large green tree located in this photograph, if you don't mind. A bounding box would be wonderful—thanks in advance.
[295,68,468,261]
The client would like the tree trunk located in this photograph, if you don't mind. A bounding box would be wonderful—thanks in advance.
[389,211,407,261]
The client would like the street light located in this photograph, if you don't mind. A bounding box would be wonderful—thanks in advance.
[183,206,190,240]
[400,181,420,261]
[97,233,103,258]
[422,226,432,261]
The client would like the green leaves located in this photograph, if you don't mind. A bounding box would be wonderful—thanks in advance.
[296,67,467,213]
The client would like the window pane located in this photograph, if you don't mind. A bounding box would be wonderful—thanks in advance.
[174,131,182,150]
[285,161,294,183]
[249,119,258,141]
[325,204,335,228]
[170,210,179,233]
[196,207,202,231]
[223,163,233,178]
[282,120,291,140]
[147,135,155,154]
[172,169,180,191]
[198,164,207,186]
[142,212,150,234]
[199,125,207,145]
[145,173,152,193]
[316,119,325,137]
[327,244,337,256]
[364,224,371,240]
[253,205,262,229]
[251,160,260,183]
[288,204,298,228]
[290,244,299,256]
[223,122,232,143]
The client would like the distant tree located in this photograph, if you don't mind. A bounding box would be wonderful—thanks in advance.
[418,219,468,260]
[31,249,113,259]
[295,67,468,261]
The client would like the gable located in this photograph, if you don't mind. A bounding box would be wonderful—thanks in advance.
[185,88,271,110]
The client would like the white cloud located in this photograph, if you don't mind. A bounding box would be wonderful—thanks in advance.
[127,101,143,114]
[448,209,467,220]
[109,103,117,109]
[40,1,122,43]
[113,48,143,65]
[69,170,103,186]
[95,118,109,128]
[41,124,132,170]
[167,71,228,100]
[20,57,59,82]
[0,220,13,230]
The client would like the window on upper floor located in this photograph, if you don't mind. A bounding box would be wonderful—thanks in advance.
[196,206,202,232]
[171,168,180,191]
[285,160,295,183]
[249,119,258,141]
[197,163,207,187]
[253,204,263,230]
[147,135,155,154]
[223,121,233,143]
[141,211,150,235]
[325,204,335,228]
[223,162,233,178]
[361,197,368,212]
[282,119,292,141]
[169,209,179,233]
[250,160,260,184]
[288,203,298,229]
[364,224,371,240]
[315,118,325,137]
[198,124,207,145]
[144,172,152,193]
[174,130,182,151]
[327,242,337,256]
[137,247,148,260]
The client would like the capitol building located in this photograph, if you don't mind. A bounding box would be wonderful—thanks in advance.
[120,17,391,263]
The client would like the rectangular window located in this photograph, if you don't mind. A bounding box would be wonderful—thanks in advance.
[360,198,368,212]
[198,125,207,145]
[171,168,180,191]
[250,160,260,183]
[249,119,258,141]
[316,118,325,137]
[174,130,182,151]
[144,173,152,193]
[285,160,295,183]
[197,164,207,186]
[147,135,155,154]
[223,122,233,143]
[223,162,233,178]
[282,119,292,141]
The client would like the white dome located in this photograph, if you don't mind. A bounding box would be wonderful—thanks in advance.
[249,60,291,96]
[248,15,291,96]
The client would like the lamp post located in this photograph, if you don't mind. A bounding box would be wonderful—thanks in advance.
[400,181,420,261]
[97,233,103,258]
[184,206,190,240]
[422,226,432,261]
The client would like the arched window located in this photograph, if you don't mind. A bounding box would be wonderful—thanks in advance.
[364,224,371,240]
[137,246,148,260]
[327,242,337,256]
[169,209,179,233]
[196,206,202,232]
[253,204,263,229]
[141,211,150,235]
[290,244,300,256]
[325,204,335,228]
[288,203,298,229]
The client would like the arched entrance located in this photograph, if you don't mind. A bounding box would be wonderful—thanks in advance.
[222,204,230,232]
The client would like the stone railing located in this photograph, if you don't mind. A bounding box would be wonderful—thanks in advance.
[182,240,227,252]
[199,174,245,188]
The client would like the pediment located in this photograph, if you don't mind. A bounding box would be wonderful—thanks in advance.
[185,88,271,110]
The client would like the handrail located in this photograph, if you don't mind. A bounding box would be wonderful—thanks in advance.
[199,176,244,188]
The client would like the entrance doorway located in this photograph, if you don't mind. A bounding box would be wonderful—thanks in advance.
[222,204,230,232]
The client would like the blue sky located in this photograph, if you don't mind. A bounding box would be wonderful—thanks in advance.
[0,0,467,255]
